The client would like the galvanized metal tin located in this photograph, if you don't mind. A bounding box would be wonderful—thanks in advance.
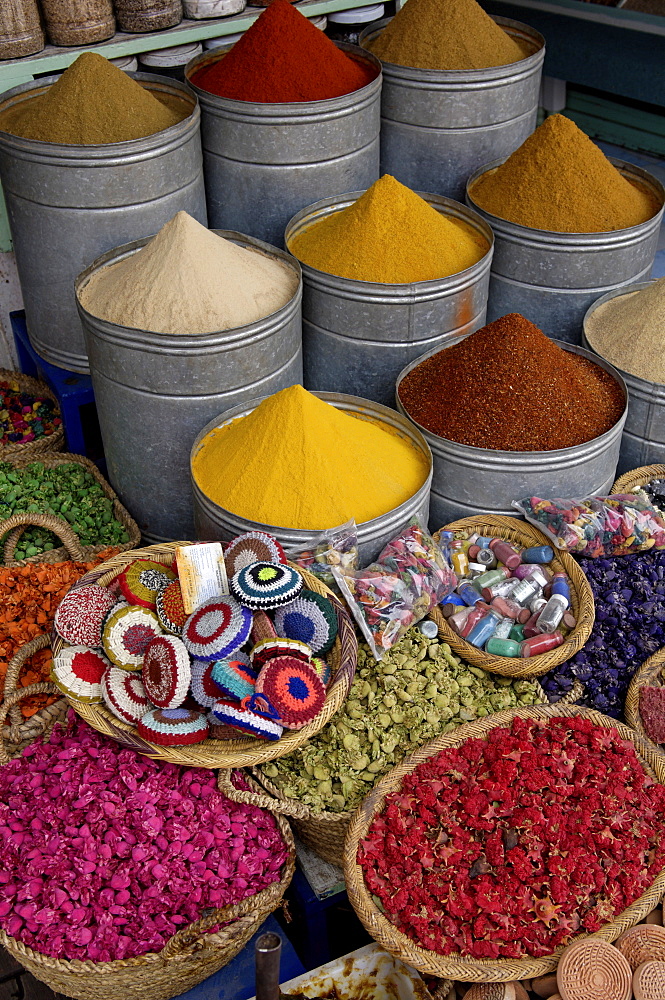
[75,231,302,543]
[583,282,665,475]
[191,391,433,565]
[359,16,544,202]
[285,191,493,406]
[396,342,628,527]
[0,72,206,374]
[466,157,665,347]
[185,43,382,248]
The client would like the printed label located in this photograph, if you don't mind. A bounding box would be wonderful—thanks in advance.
[176,543,229,614]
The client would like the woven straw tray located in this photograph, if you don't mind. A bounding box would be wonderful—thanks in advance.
[612,464,665,495]
[429,515,594,678]
[343,703,665,983]
[52,542,358,768]
[0,367,64,459]
[625,648,665,761]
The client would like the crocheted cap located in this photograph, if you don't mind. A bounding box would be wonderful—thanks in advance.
[54,585,118,648]
[137,707,209,746]
[156,580,188,635]
[255,655,325,730]
[142,635,191,709]
[190,660,225,709]
[273,588,338,655]
[209,699,283,741]
[311,656,332,688]
[102,604,163,671]
[210,654,256,702]
[224,531,286,578]
[251,609,278,645]
[230,562,303,610]
[117,559,177,610]
[102,667,150,724]
[249,637,312,670]
[182,595,252,663]
[51,646,109,703]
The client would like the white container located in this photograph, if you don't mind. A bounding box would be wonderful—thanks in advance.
[203,32,244,48]
[184,0,245,17]
[109,55,139,71]
[328,3,384,24]
[251,944,432,1000]
[139,42,203,79]
[309,14,327,30]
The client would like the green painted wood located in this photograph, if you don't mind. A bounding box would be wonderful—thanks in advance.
[565,105,665,155]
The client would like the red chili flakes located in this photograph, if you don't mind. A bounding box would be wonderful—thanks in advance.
[357,716,665,960]
[397,313,625,452]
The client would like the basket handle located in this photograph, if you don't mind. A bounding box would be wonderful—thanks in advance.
[217,768,310,821]
[0,681,61,764]
[1,512,85,565]
[3,634,52,737]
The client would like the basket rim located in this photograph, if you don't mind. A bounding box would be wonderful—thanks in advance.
[54,542,358,768]
[611,465,665,495]
[625,648,665,761]
[429,514,594,678]
[343,703,665,982]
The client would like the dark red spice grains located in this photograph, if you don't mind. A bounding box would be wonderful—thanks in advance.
[357,716,665,960]
[397,313,625,452]
[190,0,376,104]
[639,686,665,744]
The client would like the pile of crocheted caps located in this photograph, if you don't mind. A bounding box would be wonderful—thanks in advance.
[51,533,338,747]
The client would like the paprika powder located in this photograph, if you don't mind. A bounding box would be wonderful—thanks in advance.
[398,313,625,452]
[190,0,376,103]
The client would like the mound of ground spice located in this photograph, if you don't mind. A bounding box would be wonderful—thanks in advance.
[469,114,660,233]
[190,0,375,103]
[398,313,625,452]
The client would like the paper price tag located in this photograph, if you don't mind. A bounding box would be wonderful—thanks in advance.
[176,543,229,614]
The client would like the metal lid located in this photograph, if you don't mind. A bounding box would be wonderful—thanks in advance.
[328,4,384,23]
[140,42,203,66]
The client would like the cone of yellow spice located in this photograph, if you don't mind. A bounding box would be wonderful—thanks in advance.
[288,175,488,283]
[469,114,660,233]
[191,385,430,530]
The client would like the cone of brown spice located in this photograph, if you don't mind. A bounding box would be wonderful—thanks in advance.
[556,938,632,1000]
[633,960,665,1000]
[616,924,665,969]
[397,313,625,452]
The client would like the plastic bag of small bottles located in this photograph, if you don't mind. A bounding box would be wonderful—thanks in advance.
[286,519,359,595]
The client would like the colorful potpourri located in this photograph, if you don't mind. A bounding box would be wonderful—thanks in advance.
[357,716,665,960]
[0,378,60,446]
[639,686,665,745]
[0,713,290,962]
[516,495,665,557]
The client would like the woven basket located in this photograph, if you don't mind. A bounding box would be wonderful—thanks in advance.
[611,465,665,495]
[54,543,358,769]
[0,682,296,1000]
[2,634,67,754]
[625,648,665,760]
[0,369,64,459]
[343,703,665,983]
[430,515,594,678]
[0,452,140,566]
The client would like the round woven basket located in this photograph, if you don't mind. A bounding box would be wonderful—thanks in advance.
[53,543,358,768]
[0,452,140,566]
[1,634,67,754]
[430,515,594,678]
[0,681,296,1000]
[343,703,665,983]
[625,648,665,761]
[0,368,64,459]
[611,466,665,495]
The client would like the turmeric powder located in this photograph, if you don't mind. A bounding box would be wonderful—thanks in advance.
[469,114,660,233]
[288,174,488,283]
[191,385,429,530]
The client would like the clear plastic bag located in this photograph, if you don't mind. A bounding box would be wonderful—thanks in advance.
[332,517,456,659]
[286,520,359,595]
[514,495,665,557]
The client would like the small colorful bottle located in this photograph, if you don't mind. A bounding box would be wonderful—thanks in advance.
[476,567,511,592]
[462,603,491,636]
[457,582,484,607]
[551,573,571,606]
[509,578,541,607]
[475,536,493,549]
[475,547,497,569]
[482,578,521,602]
[520,545,554,564]
[441,593,466,617]
[518,596,546,624]
[492,617,514,640]
[535,594,568,634]
[448,606,475,635]
[467,611,501,648]
[509,623,525,642]
[451,548,469,578]
[486,637,520,657]
[490,596,521,620]
[513,564,552,585]
[468,544,481,561]
[520,631,564,658]
[489,538,522,570]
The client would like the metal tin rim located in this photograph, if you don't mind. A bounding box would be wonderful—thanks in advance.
[466,157,665,241]
[396,339,628,463]
[184,41,382,117]
[0,72,199,159]
[284,190,494,294]
[75,230,302,350]
[359,16,545,82]
[190,390,433,535]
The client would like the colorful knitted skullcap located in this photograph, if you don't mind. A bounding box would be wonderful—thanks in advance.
[311,656,332,688]
[142,635,191,709]
[102,604,163,670]
[190,660,225,709]
[250,637,312,671]
[273,588,338,655]
[137,707,209,746]
[54,585,118,648]
[209,699,283,741]
[51,646,109,703]
[117,559,177,610]
[211,653,257,702]
[102,666,150,724]
[224,532,286,578]
[251,610,278,645]
[156,580,188,635]
[230,562,303,611]
[255,655,325,730]
[182,595,252,662]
